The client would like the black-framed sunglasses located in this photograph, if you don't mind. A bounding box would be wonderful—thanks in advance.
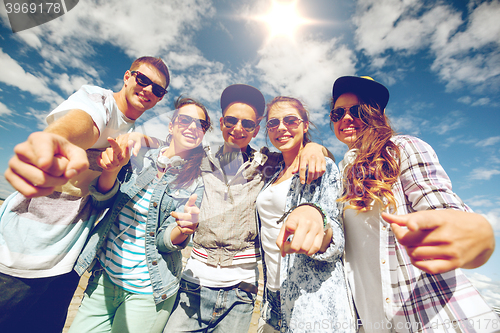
[223,116,257,132]
[130,71,167,98]
[330,105,362,122]
[266,115,303,130]
[175,114,210,132]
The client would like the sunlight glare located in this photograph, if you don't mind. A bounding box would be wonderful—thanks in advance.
[259,1,309,39]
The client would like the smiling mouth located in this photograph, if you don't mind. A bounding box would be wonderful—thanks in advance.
[276,135,292,142]
[182,132,198,140]
[230,133,247,140]
[137,93,150,103]
[341,126,358,132]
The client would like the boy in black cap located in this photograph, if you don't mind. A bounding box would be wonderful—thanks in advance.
[164,84,331,333]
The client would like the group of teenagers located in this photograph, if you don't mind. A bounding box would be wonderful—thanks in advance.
[0,56,498,333]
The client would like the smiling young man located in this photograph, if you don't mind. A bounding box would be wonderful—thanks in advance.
[164,84,332,333]
[0,56,169,333]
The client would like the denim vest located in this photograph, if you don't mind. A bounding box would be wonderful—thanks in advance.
[74,147,204,305]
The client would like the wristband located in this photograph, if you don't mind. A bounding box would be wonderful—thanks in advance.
[277,202,329,230]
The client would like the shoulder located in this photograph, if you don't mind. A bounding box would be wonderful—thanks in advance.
[392,135,435,153]
[324,157,340,176]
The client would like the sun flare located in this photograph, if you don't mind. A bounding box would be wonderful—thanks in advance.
[258,1,309,39]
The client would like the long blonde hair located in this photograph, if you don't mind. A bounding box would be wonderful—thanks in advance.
[332,97,400,212]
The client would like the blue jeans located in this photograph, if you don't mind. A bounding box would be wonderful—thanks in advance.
[163,279,257,333]
[68,270,175,333]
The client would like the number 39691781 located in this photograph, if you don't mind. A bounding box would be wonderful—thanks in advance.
[5,2,62,14]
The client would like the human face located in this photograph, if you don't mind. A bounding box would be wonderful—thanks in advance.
[219,103,260,150]
[123,64,167,119]
[169,104,206,157]
[267,102,308,156]
[333,93,365,149]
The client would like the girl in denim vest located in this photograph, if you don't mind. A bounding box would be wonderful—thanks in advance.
[69,97,211,333]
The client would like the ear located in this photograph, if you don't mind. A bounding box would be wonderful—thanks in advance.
[252,124,260,138]
[124,70,131,82]
[219,116,224,131]
[303,121,309,134]
[169,120,174,134]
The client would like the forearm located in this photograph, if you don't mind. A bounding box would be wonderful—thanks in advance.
[97,170,120,193]
[171,226,189,245]
[45,109,100,149]
[319,227,333,253]
[455,211,495,269]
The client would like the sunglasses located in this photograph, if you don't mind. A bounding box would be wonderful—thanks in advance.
[223,116,257,132]
[130,71,167,98]
[330,105,362,122]
[266,115,303,130]
[175,114,210,132]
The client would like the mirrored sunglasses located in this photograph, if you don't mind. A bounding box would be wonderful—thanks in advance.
[131,71,167,98]
[223,116,257,132]
[330,105,362,122]
[266,115,303,130]
[175,114,210,132]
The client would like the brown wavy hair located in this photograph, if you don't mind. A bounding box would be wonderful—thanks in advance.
[330,96,400,212]
[168,96,211,188]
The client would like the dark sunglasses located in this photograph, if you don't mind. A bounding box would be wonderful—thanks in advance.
[266,115,303,130]
[131,71,167,98]
[330,105,362,122]
[175,114,210,132]
[223,116,257,132]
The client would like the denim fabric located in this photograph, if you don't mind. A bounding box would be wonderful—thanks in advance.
[260,289,281,331]
[163,279,257,333]
[68,270,175,333]
[75,147,204,305]
[0,270,80,333]
[257,158,355,333]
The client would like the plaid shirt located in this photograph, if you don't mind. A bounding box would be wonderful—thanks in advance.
[342,135,499,333]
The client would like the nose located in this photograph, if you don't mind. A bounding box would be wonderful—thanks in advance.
[276,119,287,131]
[142,84,154,95]
[187,120,198,131]
[232,120,244,132]
[342,111,354,122]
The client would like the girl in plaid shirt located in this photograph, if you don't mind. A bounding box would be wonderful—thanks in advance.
[330,76,498,333]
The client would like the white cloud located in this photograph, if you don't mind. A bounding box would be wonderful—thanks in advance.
[255,37,356,114]
[53,73,94,96]
[464,272,500,308]
[0,49,62,106]
[352,0,500,92]
[476,136,500,147]
[0,101,12,116]
[470,168,500,180]
[471,97,490,106]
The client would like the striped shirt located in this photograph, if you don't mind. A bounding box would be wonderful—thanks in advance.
[99,177,158,294]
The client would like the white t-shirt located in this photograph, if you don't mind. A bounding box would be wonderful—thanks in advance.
[0,85,135,278]
[255,177,292,291]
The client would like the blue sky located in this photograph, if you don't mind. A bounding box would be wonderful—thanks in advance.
[0,0,499,307]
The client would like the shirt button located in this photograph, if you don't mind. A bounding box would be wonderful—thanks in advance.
[161,294,167,300]
[152,202,158,208]
[381,226,387,231]
[386,298,391,303]
[163,181,167,185]
[381,259,386,264]
[149,232,155,237]
[152,261,158,265]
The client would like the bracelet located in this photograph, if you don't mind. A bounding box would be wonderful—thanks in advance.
[277,202,329,230]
